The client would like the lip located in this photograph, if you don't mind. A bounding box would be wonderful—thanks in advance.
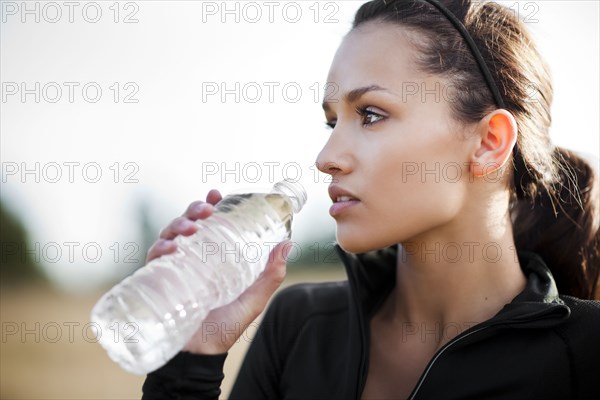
[328,185,361,217]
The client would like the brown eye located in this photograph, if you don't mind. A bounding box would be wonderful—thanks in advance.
[355,106,385,126]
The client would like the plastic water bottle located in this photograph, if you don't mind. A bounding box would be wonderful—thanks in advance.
[90,179,307,375]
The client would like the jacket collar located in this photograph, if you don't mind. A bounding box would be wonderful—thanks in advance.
[334,244,571,328]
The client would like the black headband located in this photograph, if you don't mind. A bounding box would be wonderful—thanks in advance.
[421,0,506,109]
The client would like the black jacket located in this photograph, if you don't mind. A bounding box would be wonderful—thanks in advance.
[142,245,600,399]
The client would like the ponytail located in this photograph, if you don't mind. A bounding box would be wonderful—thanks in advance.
[511,146,600,299]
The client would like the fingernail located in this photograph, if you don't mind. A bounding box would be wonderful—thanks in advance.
[157,240,171,250]
[193,203,209,214]
[177,219,193,230]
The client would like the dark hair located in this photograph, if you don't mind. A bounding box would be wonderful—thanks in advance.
[352,0,600,299]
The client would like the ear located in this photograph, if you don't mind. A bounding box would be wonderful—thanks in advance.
[470,109,518,178]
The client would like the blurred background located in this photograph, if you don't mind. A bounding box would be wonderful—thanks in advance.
[1,1,598,398]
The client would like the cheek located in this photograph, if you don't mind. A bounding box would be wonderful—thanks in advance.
[336,137,468,251]
[371,182,464,245]
[377,141,468,223]
[337,123,468,253]
[334,180,466,254]
[374,127,468,200]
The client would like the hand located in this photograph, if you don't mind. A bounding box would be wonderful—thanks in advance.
[146,189,291,355]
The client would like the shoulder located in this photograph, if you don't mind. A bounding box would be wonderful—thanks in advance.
[554,296,600,343]
[266,280,351,321]
[255,281,351,346]
[558,295,600,334]
[553,296,600,384]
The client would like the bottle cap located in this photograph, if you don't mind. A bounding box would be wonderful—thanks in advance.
[273,179,307,213]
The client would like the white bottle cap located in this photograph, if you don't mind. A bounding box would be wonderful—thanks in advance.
[273,179,307,213]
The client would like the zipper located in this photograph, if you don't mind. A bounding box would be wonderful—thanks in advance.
[405,325,489,400]
[357,311,565,400]
[341,244,570,400]
[405,309,562,400]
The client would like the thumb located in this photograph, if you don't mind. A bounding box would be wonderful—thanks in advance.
[236,240,291,317]
[264,239,292,281]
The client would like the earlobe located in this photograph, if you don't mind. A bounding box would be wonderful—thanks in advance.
[471,110,518,179]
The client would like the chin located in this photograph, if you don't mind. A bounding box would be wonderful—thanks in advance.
[335,232,389,254]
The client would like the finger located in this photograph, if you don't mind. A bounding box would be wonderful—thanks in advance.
[236,240,290,319]
[206,189,222,206]
[181,241,290,355]
[146,239,177,262]
[159,217,198,240]
[183,201,215,220]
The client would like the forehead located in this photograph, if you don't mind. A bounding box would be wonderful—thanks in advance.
[326,22,424,93]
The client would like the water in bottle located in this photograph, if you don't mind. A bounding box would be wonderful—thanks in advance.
[90,179,307,374]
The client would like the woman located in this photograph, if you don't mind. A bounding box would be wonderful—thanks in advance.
[142,0,600,398]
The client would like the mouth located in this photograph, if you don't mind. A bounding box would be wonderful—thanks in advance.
[335,195,359,203]
[328,185,360,204]
[328,185,361,217]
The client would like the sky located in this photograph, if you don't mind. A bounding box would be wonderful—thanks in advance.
[1,0,598,292]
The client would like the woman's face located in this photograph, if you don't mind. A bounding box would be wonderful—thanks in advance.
[317,22,478,254]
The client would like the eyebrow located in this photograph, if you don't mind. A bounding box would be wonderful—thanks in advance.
[322,84,391,112]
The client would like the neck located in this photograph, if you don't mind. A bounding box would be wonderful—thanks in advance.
[381,193,527,348]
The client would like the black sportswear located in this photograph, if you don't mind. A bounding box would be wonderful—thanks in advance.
[142,245,600,399]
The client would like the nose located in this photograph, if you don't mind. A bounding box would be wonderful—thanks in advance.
[315,129,353,177]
